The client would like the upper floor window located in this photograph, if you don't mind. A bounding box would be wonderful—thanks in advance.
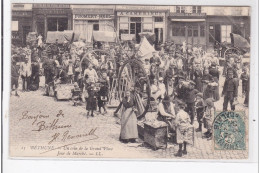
[192,6,202,13]
[176,6,185,13]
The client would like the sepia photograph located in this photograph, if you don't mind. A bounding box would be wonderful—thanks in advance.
[9,3,252,159]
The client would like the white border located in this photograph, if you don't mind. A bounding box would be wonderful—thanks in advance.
[2,0,259,173]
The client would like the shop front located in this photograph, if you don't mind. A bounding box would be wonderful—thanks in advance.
[32,4,72,41]
[206,16,250,51]
[72,8,115,42]
[168,13,207,50]
[12,4,33,46]
[116,9,167,44]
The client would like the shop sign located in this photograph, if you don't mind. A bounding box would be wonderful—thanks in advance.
[117,11,164,16]
[171,13,206,17]
[116,5,169,11]
[74,14,113,20]
[12,11,32,17]
[35,9,71,15]
[33,4,70,8]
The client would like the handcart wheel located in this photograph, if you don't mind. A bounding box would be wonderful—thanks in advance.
[224,48,241,59]
[81,49,116,78]
[118,59,151,119]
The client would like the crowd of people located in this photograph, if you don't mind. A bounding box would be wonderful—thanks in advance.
[11,37,250,157]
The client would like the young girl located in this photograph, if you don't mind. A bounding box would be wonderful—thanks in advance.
[203,98,215,140]
[174,100,192,157]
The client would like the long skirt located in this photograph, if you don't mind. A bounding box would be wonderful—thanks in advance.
[86,97,97,111]
[120,108,138,140]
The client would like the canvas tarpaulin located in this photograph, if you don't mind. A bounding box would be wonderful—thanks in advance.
[138,37,155,60]
[230,33,250,49]
[92,31,116,42]
[46,31,75,44]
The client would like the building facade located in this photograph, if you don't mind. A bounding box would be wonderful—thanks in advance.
[12,4,250,50]
[12,4,33,46]
[167,6,250,50]
[71,5,115,42]
[115,5,169,44]
[32,4,72,40]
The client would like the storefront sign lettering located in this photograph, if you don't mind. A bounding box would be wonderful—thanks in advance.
[74,14,113,19]
[35,9,71,15]
[171,13,206,17]
[12,11,32,17]
[33,4,70,8]
[117,11,164,16]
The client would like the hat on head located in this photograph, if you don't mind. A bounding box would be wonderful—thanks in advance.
[145,58,149,61]
[205,98,215,107]
[196,92,203,98]
[159,77,163,81]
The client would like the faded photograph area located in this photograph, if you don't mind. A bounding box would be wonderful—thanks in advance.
[10,4,250,159]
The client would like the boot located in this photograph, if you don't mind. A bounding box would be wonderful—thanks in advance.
[206,132,212,139]
[174,144,183,157]
[182,142,187,155]
[203,130,210,136]
[195,123,202,132]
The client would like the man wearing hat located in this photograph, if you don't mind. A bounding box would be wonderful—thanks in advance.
[184,81,199,125]
[222,69,238,111]
[20,55,32,91]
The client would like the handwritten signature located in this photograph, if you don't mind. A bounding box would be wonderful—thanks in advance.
[40,128,99,154]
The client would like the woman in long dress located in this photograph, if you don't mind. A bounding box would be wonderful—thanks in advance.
[119,90,138,143]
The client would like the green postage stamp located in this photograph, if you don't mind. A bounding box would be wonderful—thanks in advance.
[213,111,246,150]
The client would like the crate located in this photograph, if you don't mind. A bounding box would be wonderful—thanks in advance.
[144,123,168,150]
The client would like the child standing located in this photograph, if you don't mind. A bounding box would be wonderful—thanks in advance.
[203,98,215,140]
[195,93,205,132]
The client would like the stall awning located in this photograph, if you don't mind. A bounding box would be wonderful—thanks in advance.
[171,19,205,22]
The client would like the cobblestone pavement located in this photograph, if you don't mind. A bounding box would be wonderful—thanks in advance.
[9,68,248,159]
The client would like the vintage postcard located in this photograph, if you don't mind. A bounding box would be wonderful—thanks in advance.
[9,3,252,159]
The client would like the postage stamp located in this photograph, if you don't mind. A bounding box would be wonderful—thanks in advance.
[213,111,246,150]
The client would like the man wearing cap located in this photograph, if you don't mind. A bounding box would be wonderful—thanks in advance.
[30,59,40,91]
[20,56,32,91]
[155,77,166,100]
[11,58,20,96]
[222,69,238,111]
[143,58,151,77]
[42,54,56,95]
[157,96,176,134]
[184,81,199,125]
[150,51,161,66]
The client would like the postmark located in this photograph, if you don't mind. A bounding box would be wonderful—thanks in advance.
[213,111,246,150]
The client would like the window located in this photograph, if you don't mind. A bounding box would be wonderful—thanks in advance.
[172,25,185,36]
[130,23,135,34]
[221,25,232,43]
[176,6,185,13]
[200,25,205,37]
[193,26,198,37]
[154,17,163,22]
[188,26,192,37]
[192,6,201,13]
[130,17,141,22]
[143,23,153,32]
[12,21,18,31]
[93,24,99,31]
